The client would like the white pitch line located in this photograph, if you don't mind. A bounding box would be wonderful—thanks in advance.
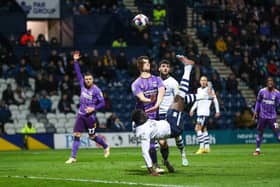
[0,175,198,187]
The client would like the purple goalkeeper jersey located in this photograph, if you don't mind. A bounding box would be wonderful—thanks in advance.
[131,75,164,119]
[254,88,280,119]
[74,61,105,116]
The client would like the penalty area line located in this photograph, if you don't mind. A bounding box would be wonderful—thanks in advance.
[0,175,197,187]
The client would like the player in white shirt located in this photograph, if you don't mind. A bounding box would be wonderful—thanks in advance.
[158,60,188,167]
[132,55,212,176]
[189,76,220,154]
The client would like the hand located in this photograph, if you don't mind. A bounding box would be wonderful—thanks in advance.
[215,112,220,118]
[85,107,95,114]
[73,51,80,61]
[189,111,194,117]
[252,112,258,120]
[145,105,159,113]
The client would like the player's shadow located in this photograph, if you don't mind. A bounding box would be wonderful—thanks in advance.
[125,169,148,176]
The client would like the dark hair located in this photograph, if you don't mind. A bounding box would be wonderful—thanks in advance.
[136,56,149,72]
[84,72,93,77]
[159,59,170,66]
[131,109,148,126]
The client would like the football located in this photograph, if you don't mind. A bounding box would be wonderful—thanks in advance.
[132,14,149,31]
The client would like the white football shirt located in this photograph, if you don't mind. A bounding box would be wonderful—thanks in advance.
[135,119,171,167]
[190,86,220,116]
[159,76,179,115]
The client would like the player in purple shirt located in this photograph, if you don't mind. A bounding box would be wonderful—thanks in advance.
[65,51,110,164]
[131,56,165,172]
[253,77,280,156]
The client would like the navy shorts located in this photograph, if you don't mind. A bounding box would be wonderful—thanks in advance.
[166,109,183,137]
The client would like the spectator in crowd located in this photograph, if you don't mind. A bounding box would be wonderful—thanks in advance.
[197,19,211,46]
[58,93,74,114]
[153,5,166,25]
[226,73,238,93]
[199,49,211,67]
[112,37,127,48]
[29,94,41,114]
[35,73,48,93]
[91,49,101,69]
[14,86,26,105]
[39,91,52,113]
[29,50,42,71]
[211,73,222,93]
[267,59,279,77]
[116,50,128,70]
[46,74,58,96]
[0,100,12,133]
[234,107,254,129]
[239,56,252,82]
[60,74,73,96]
[101,93,112,112]
[215,36,227,55]
[20,29,34,46]
[107,113,125,131]
[21,121,36,149]
[35,33,48,47]
[2,84,16,105]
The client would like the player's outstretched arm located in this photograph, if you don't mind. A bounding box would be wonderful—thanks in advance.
[253,90,262,120]
[73,51,84,85]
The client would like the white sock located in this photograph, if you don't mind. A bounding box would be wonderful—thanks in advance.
[197,131,204,149]
[178,65,192,98]
[203,131,210,149]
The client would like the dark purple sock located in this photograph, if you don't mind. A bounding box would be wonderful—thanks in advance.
[160,146,169,161]
[93,136,108,149]
[149,143,158,164]
[71,137,80,158]
[256,131,263,149]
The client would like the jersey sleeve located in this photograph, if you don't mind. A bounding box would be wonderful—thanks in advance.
[131,80,143,96]
[74,61,84,86]
[94,87,105,110]
[156,76,164,88]
[254,90,262,113]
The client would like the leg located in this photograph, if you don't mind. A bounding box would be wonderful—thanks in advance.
[66,115,84,163]
[254,118,265,155]
[159,140,174,173]
[268,119,280,142]
[175,135,189,166]
[149,139,159,168]
[195,122,204,154]
[202,126,210,153]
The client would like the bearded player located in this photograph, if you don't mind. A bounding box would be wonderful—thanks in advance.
[158,60,188,166]
[65,51,110,164]
[253,77,280,156]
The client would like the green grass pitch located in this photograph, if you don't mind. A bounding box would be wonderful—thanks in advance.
[0,144,279,187]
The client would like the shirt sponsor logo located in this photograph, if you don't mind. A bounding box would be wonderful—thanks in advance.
[263,99,275,105]
[81,91,92,99]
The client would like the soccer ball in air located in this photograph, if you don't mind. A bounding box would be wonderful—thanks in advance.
[132,14,149,31]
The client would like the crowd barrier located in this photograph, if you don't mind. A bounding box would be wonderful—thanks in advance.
[0,130,277,151]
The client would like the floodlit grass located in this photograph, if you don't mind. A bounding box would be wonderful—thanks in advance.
[0,144,279,187]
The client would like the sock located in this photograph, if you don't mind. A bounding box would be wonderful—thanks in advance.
[160,146,169,161]
[256,131,263,151]
[185,94,196,104]
[203,131,210,149]
[178,65,192,98]
[93,136,108,149]
[175,135,185,157]
[71,136,80,158]
[149,143,158,165]
[197,131,204,149]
